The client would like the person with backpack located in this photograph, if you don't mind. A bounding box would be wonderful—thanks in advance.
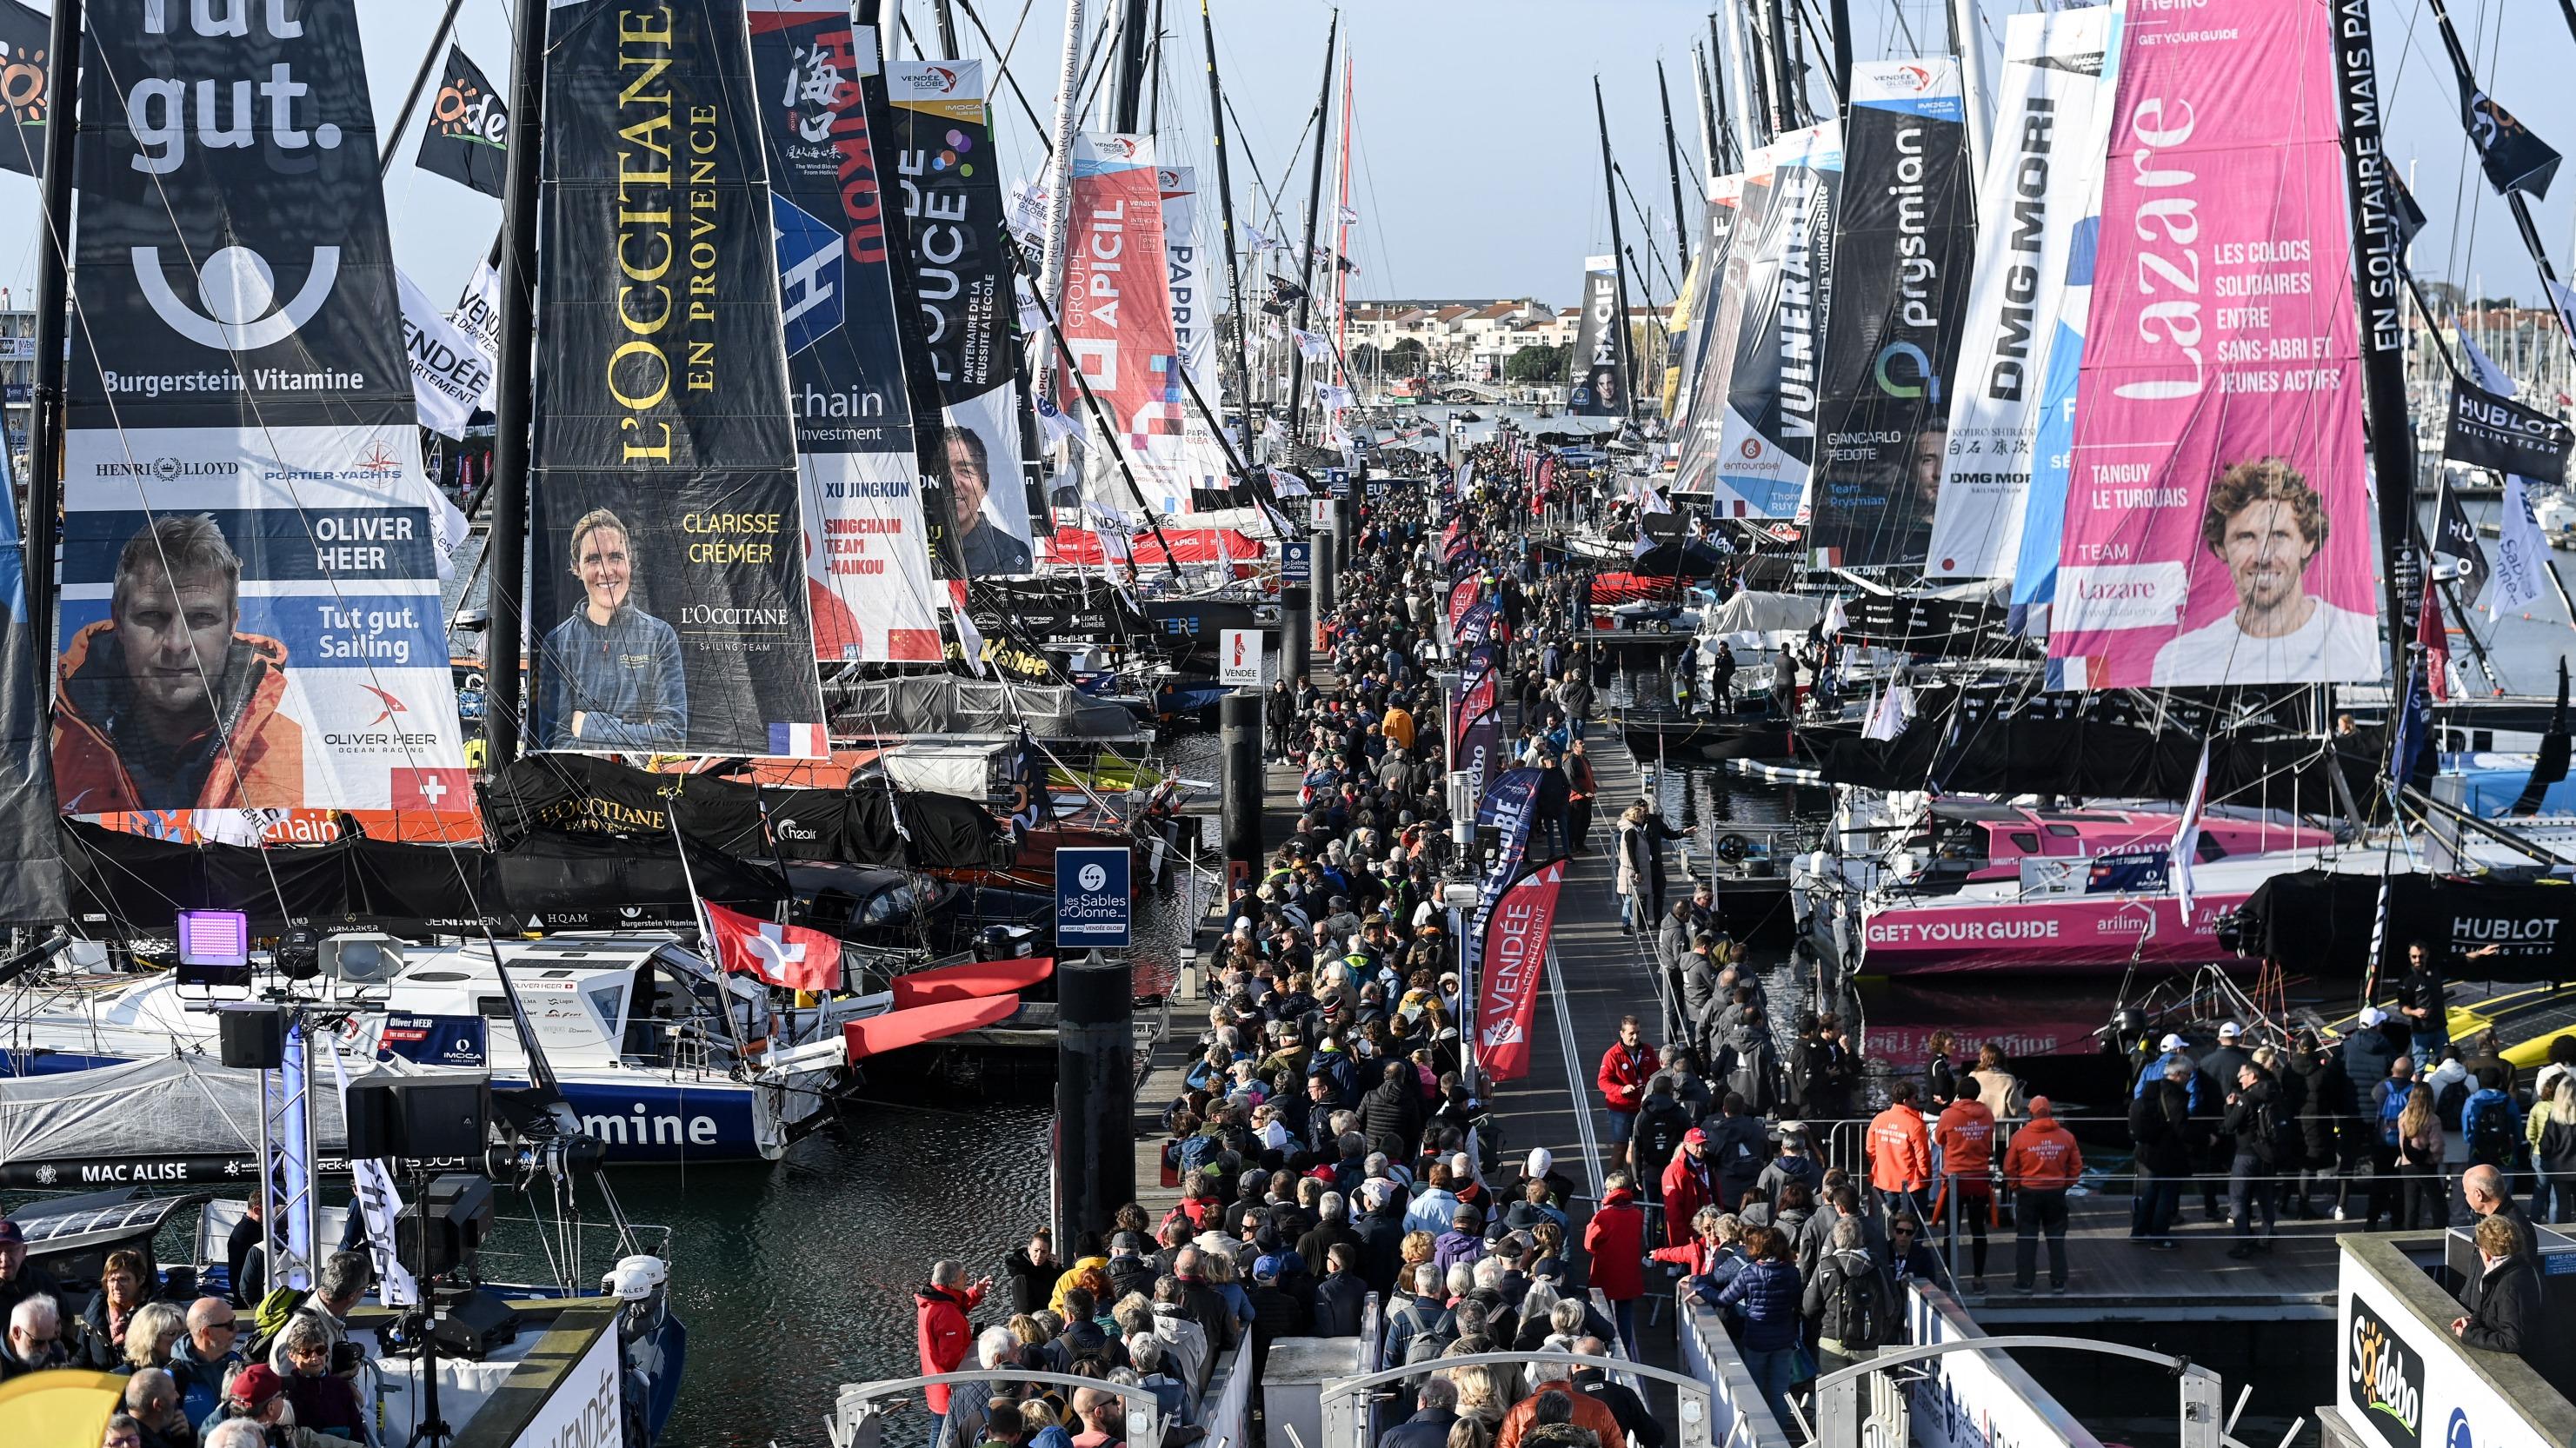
[2129,1059,2200,1247]
[2222,1062,2294,1259]
[2365,1056,2420,1230]
[2461,1066,2524,1172]
[1805,1216,1894,1375]
[1629,1077,1696,1232]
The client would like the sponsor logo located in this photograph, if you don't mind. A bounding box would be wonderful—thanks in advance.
[773,194,844,355]
[430,71,509,149]
[900,64,962,96]
[2346,1299,2423,1448]
[1888,63,1935,91]
[360,686,409,728]
[773,817,820,842]
[0,35,49,127]
[1740,436,1764,460]
[136,244,343,353]
[357,442,402,474]
[95,456,242,481]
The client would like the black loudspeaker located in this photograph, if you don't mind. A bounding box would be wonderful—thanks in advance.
[217,1005,286,1069]
[428,1285,520,1361]
[396,1174,496,1279]
[343,1076,490,1161]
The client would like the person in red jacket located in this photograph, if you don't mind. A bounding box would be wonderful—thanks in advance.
[1934,1077,1997,1289]
[1581,1172,1647,1357]
[2003,1096,2086,1294]
[1867,1079,1935,1223]
[914,1259,992,1413]
[1660,1128,1716,1248]
[1595,1016,1655,1172]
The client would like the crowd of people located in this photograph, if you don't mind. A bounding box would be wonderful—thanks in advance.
[0,1212,383,1448]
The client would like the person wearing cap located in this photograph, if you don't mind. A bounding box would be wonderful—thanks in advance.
[1244,1252,1308,1381]
[1755,1129,1824,1207]
[2132,1033,2205,1106]
[0,1219,64,1333]
[2003,1098,2084,1293]
[1654,1128,1714,1250]
[196,1363,363,1448]
[1502,1148,1577,1212]
[2343,1006,2406,1099]
[2129,1059,2200,1248]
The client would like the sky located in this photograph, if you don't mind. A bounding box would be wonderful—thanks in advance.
[0,0,2566,318]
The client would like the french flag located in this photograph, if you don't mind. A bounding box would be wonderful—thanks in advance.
[769,721,827,759]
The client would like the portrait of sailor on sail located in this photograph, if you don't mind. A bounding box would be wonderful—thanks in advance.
[944,424,1032,576]
[2150,458,2379,685]
[1575,362,1621,414]
[53,513,304,812]
[536,508,688,751]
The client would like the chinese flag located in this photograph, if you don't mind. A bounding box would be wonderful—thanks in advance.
[702,900,841,993]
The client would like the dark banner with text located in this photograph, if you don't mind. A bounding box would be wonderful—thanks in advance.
[414,43,509,197]
[2442,381,2573,485]
[57,0,468,819]
[535,0,824,757]
[1475,859,1567,1083]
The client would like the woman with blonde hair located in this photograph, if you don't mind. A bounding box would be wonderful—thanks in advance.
[117,1301,185,1374]
[1970,1043,2028,1120]
[2394,1082,2447,1230]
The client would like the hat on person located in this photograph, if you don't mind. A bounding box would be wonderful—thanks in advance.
[1254,1254,1284,1281]
[2157,1033,2187,1053]
[1683,1127,1709,1146]
[2358,1006,2387,1027]
[225,1365,286,1409]
[2218,1021,2242,1040]
[0,1219,21,1245]
[1526,1147,1553,1176]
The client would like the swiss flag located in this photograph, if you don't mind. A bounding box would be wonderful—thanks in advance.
[702,900,841,993]
[390,767,472,811]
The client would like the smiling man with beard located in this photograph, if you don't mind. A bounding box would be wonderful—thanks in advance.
[2152,459,2377,684]
[54,513,304,811]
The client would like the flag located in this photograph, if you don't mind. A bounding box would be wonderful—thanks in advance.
[948,582,990,679]
[1862,683,1913,741]
[2419,575,2451,701]
[1315,382,1354,410]
[2391,171,2428,256]
[2461,82,2560,198]
[1823,596,1849,634]
[2458,328,2517,396]
[2172,741,2209,918]
[2392,663,2433,789]
[2510,661,2570,815]
[1242,223,1276,251]
[1290,328,1328,360]
[703,899,842,993]
[2493,473,2550,617]
[2433,478,2492,604]
[1270,276,1308,305]
[1033,388,1082,448]
[1337,204,1359,226]
[1268,468,1310,497]
[1335,254,1360,276]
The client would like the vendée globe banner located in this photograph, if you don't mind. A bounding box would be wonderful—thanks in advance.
[2048,0,2375,690]
[751,5,943,665]
[1927,4,2121,582]
[535,0,827,756]
[57,0,469,816]
[1476,859,1568,1084]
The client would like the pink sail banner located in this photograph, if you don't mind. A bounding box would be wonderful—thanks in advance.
[1860,890,2246,975]
[2047,0,2377,689]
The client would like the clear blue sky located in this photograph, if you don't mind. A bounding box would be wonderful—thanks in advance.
[0,0,2563,318]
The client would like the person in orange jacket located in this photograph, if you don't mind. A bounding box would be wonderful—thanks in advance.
[2003,1095,2085,1294]
[1660,1128,1717,1248]
[1595,1016,1654,1172]
[1867,1079,1935,1223]
[1934,1076,1997,1289]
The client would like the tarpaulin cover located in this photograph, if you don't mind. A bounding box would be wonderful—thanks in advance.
[481,755,1006,868]
[1835,595,2020,659]
[1582,575,1684,607]
[830,675,1137,738]
[0,1055,385,1185]
[1706,591,1825,634]
[2242,870,2576,983]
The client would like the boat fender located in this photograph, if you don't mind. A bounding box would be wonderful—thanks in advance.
[1715,833,1750,864]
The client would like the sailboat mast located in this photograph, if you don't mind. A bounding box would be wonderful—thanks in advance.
[1657,61,1691,276]
[1333,50,1354,390]
[1033,0,1089,410]
[484,0,550,768]
[1950,0,1993,181]
[1827,0,1852,110]
[1197,0,1255,455]
[1594,77,1638,424]
[1105,0,1152,131]
[377,0,467,178]
[1692,45,1719,185]
[1765,0,1798,130]
[2332,0,2420,689]
[1285,10,1338,444]
[930,0,961,58]
[23,0,81,666]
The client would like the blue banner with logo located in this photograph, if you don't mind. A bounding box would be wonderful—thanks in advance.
[377,1013,489,1068]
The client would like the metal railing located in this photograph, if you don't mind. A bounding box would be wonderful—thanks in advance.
[1195,1336,1257,1448]
[1671,1285,1802,1448]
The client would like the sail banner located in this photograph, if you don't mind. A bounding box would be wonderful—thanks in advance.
[2048,0,2375,689]
[0,0,45,176]
[1566,257,1627,415]
[534,0,826,755]
[1159,165,1235,517]
[1475,859,1567,1084]
[0,442,63,920]
[1927,5,2122,580]
[1675,152,1775,513]
[1804,60,1977,568]
[413,43,509,199]
[881,56,1037,576]
[751,4,942,664]
[2442,381,2573,485]
[1062,134,1186,514]
[1716,123,1842,520]
[1664,172,1743,433]
[56,0,469,817]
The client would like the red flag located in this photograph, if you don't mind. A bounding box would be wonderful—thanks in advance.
[1475,860,1568,1083]
[702,900,841,993]
[2418,575,2450,702]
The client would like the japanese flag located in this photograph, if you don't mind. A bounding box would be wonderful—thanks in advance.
[702,900,841,993]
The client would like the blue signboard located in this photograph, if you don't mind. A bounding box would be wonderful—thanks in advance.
[1281,541,1312,584]
[1324,466,1349,498]
[376,1013,489,1067]
[2086,847,2173,895]
[1055,846,1133,950]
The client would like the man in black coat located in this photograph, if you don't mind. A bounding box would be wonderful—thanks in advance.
[2453,1215,2539,1355]
[1245,1254,1310,1381]
[1356,1060,1425,1161]
[1308,1244,1369,1337]
[1574,1341,1668,1447]
[1380,1378,1461,1448]
[1351,1182,1410,1297]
